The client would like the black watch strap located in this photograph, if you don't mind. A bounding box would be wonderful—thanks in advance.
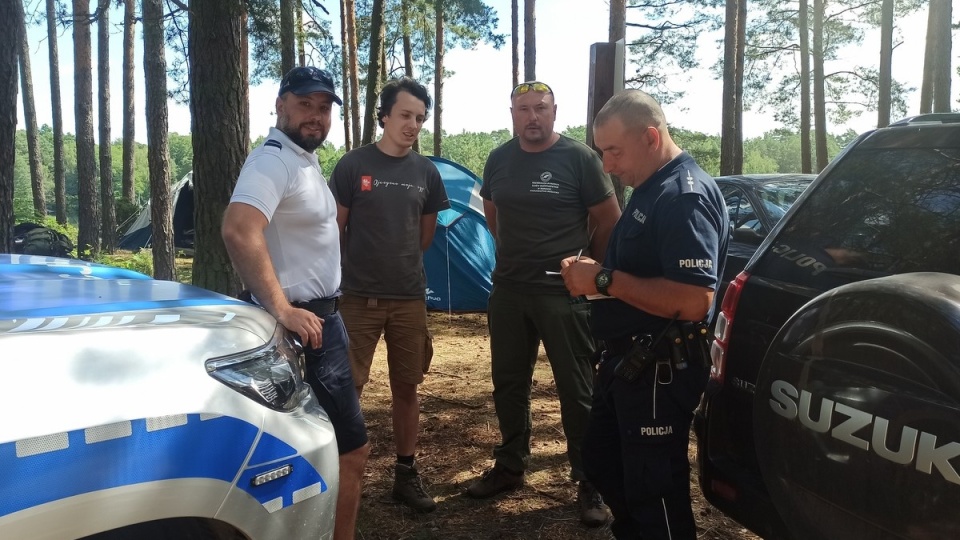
[595,267,613,296]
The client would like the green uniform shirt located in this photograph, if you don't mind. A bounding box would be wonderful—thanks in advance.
[481,135,614,294]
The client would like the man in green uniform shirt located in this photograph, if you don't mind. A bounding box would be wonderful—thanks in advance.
[465,80,621,527]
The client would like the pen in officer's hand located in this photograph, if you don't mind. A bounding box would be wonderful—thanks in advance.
[546,252,582,276]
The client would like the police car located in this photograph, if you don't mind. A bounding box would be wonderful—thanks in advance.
[0,254,338,539]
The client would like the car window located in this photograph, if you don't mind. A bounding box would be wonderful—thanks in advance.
[755,146,960,288]
[722,186,762,233]
[757,181,809,222]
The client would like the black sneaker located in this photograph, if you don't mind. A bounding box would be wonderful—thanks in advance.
[578,480,611,527]
[392,463,437,513]
[465,464,524,499]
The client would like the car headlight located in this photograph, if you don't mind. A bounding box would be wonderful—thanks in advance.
[206,324,307,411]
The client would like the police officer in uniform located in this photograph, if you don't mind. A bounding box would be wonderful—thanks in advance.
[561,89,729,539]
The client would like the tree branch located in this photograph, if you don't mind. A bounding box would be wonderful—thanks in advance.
[167,0,188,12]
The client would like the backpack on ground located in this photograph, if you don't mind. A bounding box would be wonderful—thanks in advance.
[14,224,75,257]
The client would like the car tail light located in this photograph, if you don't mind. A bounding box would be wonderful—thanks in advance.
[710,271,749,385]
[206,324,307,412]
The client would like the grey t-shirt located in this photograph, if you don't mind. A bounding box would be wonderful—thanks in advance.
[481,135,614,294]
[330,144,449,298]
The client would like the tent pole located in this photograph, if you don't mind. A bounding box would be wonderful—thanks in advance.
[446,230,453,320]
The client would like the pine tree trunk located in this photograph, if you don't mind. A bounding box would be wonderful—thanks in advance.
[877,0,893,127]
[523,0,536,81]
[142,0,174,279]
[345,0,360,149]
[799,0,812,173]
[339,0,351,149]
[719,0,744,176]
[402,0,413,77]
[47,0,67,224]
[362,0,385,145]
[812,0,828,172]
[297,3,305,66]
[511,0,519,90]
[0,0,17,252]
[122,0,136,203]
[74,0,102,259]
[918,0,937,113]
[15,0,47,220]
[609,0,625,42]
[189,0,248,295]
[930,0,952,112]
[98,0,116,252]
[403,0,419,153]
[280,0,295,75]
[433,0,444,156]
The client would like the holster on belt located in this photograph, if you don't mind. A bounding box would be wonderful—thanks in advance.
[610,319,712,382]
[676,321,712,370]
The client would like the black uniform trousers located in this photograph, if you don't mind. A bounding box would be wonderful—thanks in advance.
[582,352,709,539]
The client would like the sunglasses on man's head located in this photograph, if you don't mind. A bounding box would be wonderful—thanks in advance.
[511,81,553,97]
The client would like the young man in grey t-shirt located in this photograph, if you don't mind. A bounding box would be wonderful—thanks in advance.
[466,81,622,527]
[329,77,449,513]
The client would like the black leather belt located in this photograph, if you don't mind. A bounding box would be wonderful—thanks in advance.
[292,296,340,316]
[603,334,671,358]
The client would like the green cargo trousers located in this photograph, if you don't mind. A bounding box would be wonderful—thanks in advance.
[487,284,597,481]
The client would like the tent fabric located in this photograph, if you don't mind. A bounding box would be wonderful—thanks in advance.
[118,172,195,253]
[424,156,495,312]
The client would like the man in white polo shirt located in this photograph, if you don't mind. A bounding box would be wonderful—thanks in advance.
[222,66,368,540]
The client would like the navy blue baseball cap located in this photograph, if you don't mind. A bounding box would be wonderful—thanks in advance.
[278,66,343,105]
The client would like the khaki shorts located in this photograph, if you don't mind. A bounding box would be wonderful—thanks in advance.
[339,294,433,386]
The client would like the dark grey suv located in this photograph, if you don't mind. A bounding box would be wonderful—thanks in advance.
[696,114,960,540]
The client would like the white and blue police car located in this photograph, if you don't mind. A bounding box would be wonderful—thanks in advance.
[0,254,338,539]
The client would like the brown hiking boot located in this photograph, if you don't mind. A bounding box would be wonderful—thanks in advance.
[465,464,524,498]
[578,481,611,527]
[392,463,437,513]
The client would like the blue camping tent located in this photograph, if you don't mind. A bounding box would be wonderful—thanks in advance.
[424,156,495,311]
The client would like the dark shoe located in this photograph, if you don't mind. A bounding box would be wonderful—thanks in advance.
[392,463,437,513]
[465,464,524,498]
[578,481,611,527]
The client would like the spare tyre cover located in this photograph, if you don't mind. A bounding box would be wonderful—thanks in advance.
[754,272,960,540]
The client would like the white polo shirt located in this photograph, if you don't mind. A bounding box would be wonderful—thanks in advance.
[231,127,341,303]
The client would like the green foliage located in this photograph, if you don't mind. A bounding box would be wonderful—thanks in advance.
[561,125,587,144]
[673,128,722,176]
[98,250,154,275]
[318,142,347,178]
[355,0,504,85]
[426,128,513,177]
[12,127,196,225]
[625,0,724,104]
[167,133,194,183]
[742,0,919,129]
[115,198,141,232]
[247,0,339,85]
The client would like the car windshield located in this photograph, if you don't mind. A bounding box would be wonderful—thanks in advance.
[756,181,811,221]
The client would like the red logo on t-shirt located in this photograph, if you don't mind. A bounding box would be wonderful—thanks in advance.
[361,176,373,191]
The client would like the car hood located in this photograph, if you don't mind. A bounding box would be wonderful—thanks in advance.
[0,254,273,337]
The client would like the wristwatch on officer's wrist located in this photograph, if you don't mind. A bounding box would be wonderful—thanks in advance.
[594,267,613,296]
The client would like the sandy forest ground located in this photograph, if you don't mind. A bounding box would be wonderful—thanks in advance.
[352,312,761,540]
